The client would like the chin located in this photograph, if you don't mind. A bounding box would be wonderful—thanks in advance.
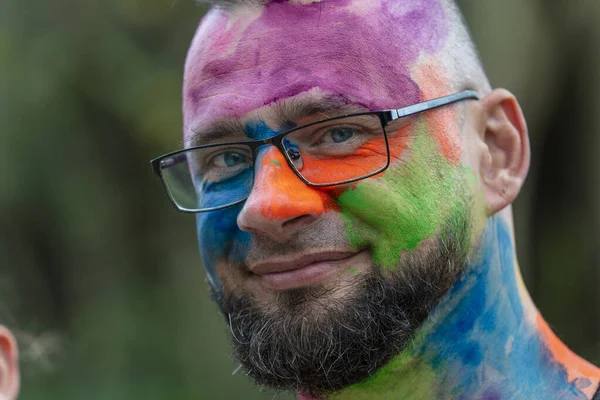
[214,215,471,396]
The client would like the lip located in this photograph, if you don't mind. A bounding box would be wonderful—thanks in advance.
[250,250,367,291]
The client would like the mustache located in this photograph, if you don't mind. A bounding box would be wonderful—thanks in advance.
[239,213,355,267]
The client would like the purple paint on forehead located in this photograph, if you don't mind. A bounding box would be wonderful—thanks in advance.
[184,0,449,138]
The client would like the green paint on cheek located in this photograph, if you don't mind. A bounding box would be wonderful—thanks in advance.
[338,121,469,269]
[270,159,281,167]
[348,268,358,275]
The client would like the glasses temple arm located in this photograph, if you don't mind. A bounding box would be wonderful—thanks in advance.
[388,90,480,121]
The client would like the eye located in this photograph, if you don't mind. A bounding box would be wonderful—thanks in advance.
[329,127,355,143]
[213,151,248,168]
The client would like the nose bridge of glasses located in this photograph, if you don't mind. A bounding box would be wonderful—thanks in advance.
[251,136,298,173]
[253,143,295,178]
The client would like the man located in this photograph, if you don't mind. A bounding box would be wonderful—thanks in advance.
[151,0,600,398]
[0,325,19,400]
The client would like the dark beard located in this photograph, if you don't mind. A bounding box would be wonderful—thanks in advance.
[217,212,471,398]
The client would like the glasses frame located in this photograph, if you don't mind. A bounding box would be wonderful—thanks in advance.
[151,90,480,213]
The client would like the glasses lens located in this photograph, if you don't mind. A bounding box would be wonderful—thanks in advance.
[282,114,388,185]
[159,145,254,211]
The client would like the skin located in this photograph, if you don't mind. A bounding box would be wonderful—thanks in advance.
[182,0,600,398]
[0,325,19,400]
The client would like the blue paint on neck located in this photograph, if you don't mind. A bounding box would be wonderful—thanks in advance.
[411,216,586,399]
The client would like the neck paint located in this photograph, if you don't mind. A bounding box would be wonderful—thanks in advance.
[324,216,600,399]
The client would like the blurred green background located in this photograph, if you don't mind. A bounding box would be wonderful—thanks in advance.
[1,1,599,399]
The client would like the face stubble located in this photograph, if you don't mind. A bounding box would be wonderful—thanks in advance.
[218,202,472,398]
[187,2,471,395]
[219,125,473,397]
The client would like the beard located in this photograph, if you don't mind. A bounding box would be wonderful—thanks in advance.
[216,209,472,398]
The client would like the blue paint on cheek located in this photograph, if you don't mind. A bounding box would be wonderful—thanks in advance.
[193,152,256,294]
[196,204,251,295]
[194,119,299,296]
[198,169,254,209]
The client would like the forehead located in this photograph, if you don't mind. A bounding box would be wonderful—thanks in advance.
[183,0,451,140]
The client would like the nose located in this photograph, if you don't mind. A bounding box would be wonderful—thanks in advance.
[237,146,326,241]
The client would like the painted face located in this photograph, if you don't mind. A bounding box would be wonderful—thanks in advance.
[183,0,477,304]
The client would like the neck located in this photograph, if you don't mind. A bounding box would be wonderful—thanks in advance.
[301,214,600,400]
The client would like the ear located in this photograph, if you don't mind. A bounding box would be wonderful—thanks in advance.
[0,326,19,400]
[478,89,531,215]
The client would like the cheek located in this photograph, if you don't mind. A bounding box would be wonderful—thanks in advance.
[412,58,463,165]
[337,122,470,269]
[427,106,462,165]
[196,205,251,290]
[299,128,412,191]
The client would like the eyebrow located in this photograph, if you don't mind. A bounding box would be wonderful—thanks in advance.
[274,96,368,124]
[186,96,369,147]
[186,119,246,147]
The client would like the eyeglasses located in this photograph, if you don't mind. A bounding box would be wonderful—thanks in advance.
[151,90,480,213]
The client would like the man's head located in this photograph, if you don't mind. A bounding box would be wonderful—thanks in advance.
[0,325,19,400]
[181,0,529,395]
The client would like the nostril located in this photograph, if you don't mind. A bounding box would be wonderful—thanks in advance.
[281,214,316,229]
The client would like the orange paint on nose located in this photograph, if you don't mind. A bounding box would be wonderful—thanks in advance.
[253,147,339,220]
[251,129,410,219]
[536,314,600,396]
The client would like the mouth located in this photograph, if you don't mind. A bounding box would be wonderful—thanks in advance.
[249,250,368,291]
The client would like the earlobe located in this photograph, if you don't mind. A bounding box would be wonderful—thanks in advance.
[479,89,531,215]
[0,326,19,400]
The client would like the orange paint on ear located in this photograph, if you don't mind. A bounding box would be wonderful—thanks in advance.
[413,59,462,165]
[254,147,339,220]
[536,314,600,396]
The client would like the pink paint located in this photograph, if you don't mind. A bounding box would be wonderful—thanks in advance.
[183,0,450,138]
